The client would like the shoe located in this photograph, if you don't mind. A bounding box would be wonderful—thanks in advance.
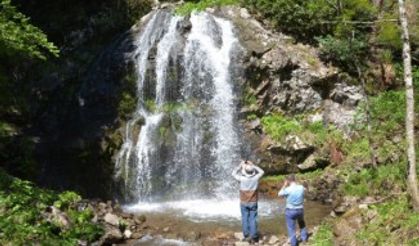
[249,238,259,245]
[241,237,250,242]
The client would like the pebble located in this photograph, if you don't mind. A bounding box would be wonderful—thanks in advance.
[269,235,280,244]
[235,242,250,246]
[234,232,244,240]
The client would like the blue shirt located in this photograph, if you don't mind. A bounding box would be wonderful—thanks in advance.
[278,183,305,209]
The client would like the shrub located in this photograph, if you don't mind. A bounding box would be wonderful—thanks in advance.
[0,169,103,245]
[176,0,239,15]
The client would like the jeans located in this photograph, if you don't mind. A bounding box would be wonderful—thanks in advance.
[285,208,308,246]
[240,202,258,240]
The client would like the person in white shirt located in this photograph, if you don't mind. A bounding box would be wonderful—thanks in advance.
[232,160,264,244]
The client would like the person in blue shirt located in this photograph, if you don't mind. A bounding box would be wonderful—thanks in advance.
[278,174,308,246]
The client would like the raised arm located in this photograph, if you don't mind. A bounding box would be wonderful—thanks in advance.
[278,180,289,197]
[232,164,242,181]
[253,164,264,179]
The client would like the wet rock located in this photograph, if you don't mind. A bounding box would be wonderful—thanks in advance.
[234,232,244,240]
[333,208,364,244]
[104,213,120,226]
[330,83,363,107]
[134,214,146,224]
[123,229,133,239]
[91,214,98,223]
[323,99,357,133]
[297,153,329,171]
[131,232,144,239]
[235,242,250,246]
[99,227,124,245]
[44,206,71,229]
[184,231,201,241]
[268,235,280,244]
[240,8,251,19]
[165,233,178,240]
[266,135,314,156]
[120,212,133,219]
[247,118,261,131]
[77,240,88,246]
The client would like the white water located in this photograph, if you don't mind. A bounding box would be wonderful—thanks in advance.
[114,10,244,208]
[124,199,282,221]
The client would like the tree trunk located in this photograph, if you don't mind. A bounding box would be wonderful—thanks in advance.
[398,0,419,211]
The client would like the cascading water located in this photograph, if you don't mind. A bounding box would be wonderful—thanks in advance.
[114,9,243,207]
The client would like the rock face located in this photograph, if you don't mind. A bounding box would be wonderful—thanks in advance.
[214,6,364,174]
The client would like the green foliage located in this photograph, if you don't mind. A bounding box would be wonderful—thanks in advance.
[243,90,257,106]
[343,163,405,197]
[176,0,239,15]
[243,0,382,74]
[355,196,419,245]
[0,121,16,137]
[246,113,258,121]
[263,169,325,183]
[342,137,371,165]
[244,0,376,41]
[317,35,368,72]
[369,90,405,133]
[261,113,344,147]
[0,0,59,59]
[144,99,157,113]
[0,169,103,245]
[53,191,81,210]
[261,113,301,141]
[376,14,402,49]
[310,222,334,246]
[118,92,137,118]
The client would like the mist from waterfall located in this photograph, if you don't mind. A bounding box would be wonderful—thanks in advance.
[114,10,243,203]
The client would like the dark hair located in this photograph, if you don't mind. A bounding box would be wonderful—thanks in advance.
[287,174,296,182]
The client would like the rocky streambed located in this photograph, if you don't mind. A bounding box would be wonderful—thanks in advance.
[73,196,331,246]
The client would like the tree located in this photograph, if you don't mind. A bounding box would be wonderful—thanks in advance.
[0,0,59,60]
[398,0,419,211]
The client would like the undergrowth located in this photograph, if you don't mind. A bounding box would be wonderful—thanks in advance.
[175,0,239,16]
[356,196,419,245]
[309,222,334,246]
[342,162,406,197]
[0,169,103,245]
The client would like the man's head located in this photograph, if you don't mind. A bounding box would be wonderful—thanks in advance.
[241,161,256,177]
[244,165,255,175]
[286,174,296,182]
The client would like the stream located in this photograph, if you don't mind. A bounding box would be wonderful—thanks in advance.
[123,199,331,245]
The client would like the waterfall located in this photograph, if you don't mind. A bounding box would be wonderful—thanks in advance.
[115,10,243,203]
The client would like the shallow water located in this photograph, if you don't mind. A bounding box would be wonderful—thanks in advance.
[124,198,331,245]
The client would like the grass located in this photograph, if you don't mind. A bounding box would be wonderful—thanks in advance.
[175,0,240,16]
[260,113,302,141]
[309,223,334,246]
[263,169,325,183]
[342,162,405,197]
